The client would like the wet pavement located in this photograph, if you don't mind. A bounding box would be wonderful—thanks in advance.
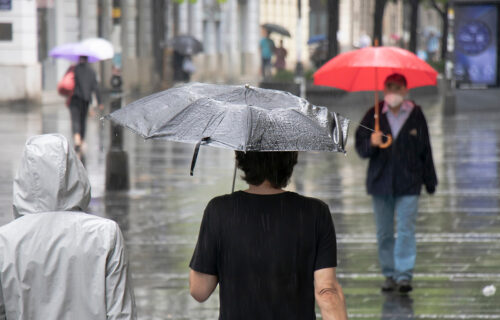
[1,89,499,319]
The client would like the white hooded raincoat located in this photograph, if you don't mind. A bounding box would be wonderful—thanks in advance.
[0,134,136,319]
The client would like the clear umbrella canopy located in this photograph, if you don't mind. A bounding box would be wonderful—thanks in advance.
[105,82,349,153]
[49,38,114,62]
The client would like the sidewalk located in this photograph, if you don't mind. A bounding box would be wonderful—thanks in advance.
[0,86,499,319]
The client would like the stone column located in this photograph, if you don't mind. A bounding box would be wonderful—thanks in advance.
[136,0,153,89]
[190,0,204,81]
[121,0,138,90]
[178,2,189,35]
[223,0,239,81]
[204,15,217,79]
[244,0,259,79]
[79,0,98,39]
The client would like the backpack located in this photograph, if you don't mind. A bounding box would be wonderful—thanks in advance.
[57,68,75,96]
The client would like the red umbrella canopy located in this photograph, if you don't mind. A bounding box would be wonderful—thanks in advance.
[313,46,438,91]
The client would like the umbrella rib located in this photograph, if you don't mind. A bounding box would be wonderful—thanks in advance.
[244,107,253,152]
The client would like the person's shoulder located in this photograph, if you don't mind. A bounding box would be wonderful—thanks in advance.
[407,102,426,119]
[204,193,235,210]
[0,217,22,236]
[287,192,330,212]
[49,211,119,233]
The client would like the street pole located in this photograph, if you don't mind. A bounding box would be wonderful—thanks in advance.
[105,0,129,191]
[105,83,129,191]
[295,0,306,98]
[444,4,456,115]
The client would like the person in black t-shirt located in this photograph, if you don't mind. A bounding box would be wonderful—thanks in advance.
[189,151,348,320]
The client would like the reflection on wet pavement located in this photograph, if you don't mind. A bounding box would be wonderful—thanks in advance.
[0,92,499,319]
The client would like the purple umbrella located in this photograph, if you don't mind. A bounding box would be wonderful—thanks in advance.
[49,38,114,62]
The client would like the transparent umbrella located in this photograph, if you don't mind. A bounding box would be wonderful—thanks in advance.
[104,83,349,185]
[49,38,114,62]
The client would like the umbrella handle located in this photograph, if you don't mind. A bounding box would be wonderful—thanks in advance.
[379,133,393,149]
[374,86,393,149]
[333,112,345,151]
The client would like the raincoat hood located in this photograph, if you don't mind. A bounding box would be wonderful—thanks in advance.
[13,134,90,218]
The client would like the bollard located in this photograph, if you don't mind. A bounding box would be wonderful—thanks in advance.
[443,79,456,116]
[105,77,130,191]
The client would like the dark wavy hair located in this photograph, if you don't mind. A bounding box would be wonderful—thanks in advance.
[235,151,298,189]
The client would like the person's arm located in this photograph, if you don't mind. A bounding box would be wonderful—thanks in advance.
[105,223,137,319]
[313,203,347,319]
[189,269,218,302]
[314,268,348,320]
[355,108,379,158]
[189,200,219,303]
[418,108,438,194]
[91,69,103,108]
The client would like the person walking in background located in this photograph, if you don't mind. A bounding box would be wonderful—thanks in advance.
[355,73,437,294]
[173,50,194,83]
[274,39,287,72]
[426,32,439,62]
[189,151,348,320]
[0,134,136,320]
[259,28,275,79]
[70,55,103,154]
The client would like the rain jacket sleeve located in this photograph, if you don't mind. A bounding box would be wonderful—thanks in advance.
[106,222,136,320]
[417,108,438,194]
[355,108,379,159]
[0,277,6,320]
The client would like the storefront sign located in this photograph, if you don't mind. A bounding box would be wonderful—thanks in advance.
[0,0,11,10]
[454,4,499,87]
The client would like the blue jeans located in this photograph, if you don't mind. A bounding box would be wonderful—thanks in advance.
[372,195,419,282]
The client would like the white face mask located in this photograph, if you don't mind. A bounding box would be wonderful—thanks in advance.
[384,93,404,108]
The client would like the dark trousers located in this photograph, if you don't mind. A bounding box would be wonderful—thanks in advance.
[69,96,90,140]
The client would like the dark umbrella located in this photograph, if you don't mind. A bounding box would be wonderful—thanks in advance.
[262,23,291,37]
[169,35,203,55]
[104,83,349,180]
[307,34,327,45]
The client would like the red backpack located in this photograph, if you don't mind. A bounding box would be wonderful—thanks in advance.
[57,67,75,97]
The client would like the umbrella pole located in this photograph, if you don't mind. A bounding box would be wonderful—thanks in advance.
[373,58,392,149]
[374,90,380,132]
[231,159,237,193]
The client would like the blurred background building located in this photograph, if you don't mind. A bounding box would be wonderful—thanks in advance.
[171,0,260,83]
[0,0,41,101]
[3,0,496,103]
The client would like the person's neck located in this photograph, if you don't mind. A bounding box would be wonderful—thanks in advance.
[245,180,285,195]
[389,104,402,115]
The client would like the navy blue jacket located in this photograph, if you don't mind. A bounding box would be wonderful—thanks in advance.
[355,102,437,196]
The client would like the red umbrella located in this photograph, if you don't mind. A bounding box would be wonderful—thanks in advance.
[313,46,438,148]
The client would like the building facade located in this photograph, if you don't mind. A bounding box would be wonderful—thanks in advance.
[171,0,261,83]
[0,0,167,102]
[308,0,440,55]
[259,0,310,71]
[0,0,41,101]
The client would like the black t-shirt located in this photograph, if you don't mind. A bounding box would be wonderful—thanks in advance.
[189,191,337,320]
